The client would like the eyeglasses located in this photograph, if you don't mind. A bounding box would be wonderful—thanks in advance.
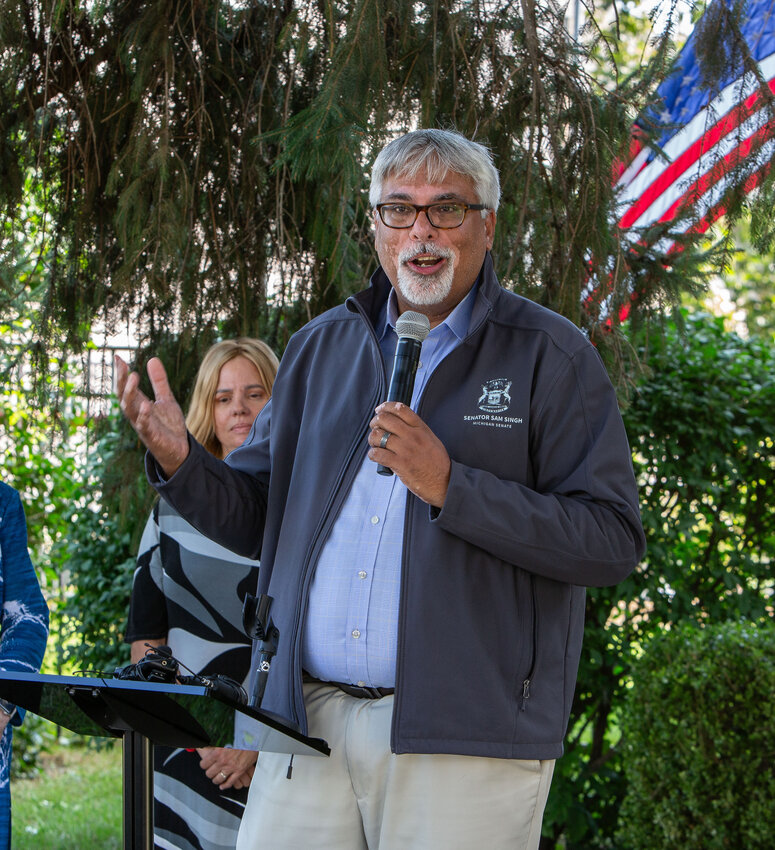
[375,201,488,229]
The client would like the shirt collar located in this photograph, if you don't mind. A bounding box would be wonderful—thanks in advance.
[379,282,478,342]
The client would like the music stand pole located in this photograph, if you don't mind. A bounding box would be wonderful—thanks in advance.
[122,730,153,850]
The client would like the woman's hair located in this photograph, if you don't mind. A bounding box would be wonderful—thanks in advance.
[186,338,279,458]
[369,128,501,213]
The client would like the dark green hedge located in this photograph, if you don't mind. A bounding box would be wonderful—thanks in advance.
[617,620,775,850]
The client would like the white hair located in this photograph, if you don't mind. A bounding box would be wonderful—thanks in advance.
[369,128,501,212]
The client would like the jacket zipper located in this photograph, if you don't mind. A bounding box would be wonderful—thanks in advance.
[391,337,446,747]
[290,302,387,731]
[391,305,493,748]
[390,486,414,748]
[520,574,538,711]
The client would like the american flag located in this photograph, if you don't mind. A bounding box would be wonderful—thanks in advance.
[614,0,775,257]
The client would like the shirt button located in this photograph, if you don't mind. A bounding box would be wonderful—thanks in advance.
[370,515,379,525]
[351,629,361,639]
[358,570,367,579]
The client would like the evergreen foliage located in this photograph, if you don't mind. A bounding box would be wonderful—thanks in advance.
[617,620,775,850]
[1,0,756,381]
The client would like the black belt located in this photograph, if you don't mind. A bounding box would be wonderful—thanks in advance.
[303,673,394,700]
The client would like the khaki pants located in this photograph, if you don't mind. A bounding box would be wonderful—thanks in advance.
[237,681,555,850]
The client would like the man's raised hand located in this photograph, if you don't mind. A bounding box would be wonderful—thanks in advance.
[115,356,190,478]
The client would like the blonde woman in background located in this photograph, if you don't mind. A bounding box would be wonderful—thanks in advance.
[125,338,279,850]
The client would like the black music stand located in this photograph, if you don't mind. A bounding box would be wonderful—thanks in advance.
[0,671,328,850]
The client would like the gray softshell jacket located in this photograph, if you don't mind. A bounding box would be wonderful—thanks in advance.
[151,253,646,760]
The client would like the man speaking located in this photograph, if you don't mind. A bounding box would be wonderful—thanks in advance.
[118,128,645,850]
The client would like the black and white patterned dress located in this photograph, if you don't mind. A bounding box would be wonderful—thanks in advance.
[126,500,259,850]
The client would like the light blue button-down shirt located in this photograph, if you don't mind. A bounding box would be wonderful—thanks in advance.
[301,284,477,687]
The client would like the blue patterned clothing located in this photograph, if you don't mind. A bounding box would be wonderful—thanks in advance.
[0,483,50,849]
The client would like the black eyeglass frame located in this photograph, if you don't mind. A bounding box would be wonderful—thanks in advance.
[375,201,488,229]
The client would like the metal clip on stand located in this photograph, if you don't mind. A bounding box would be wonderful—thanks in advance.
[243,593,280,708]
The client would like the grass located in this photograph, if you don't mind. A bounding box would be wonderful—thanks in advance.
[12,740,123,849]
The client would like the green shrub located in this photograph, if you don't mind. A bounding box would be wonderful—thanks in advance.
[56,420,151,675]
[617,620,775,850]
[543,313,775,849]
[57,333,208,675]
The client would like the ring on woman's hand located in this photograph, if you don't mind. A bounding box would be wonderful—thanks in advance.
[218,770,228,781]
[379,431,391,449]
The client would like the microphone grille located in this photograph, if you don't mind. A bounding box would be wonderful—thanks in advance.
[396,311,431,342]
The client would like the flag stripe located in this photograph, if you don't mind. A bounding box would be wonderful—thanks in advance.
[591,0,775,328]
[650,136,775,256]
[631,108,774,230]
[617,76,775,229]
[657,125,774,225]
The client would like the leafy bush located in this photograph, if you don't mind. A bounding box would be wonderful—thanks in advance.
[617,620,775,850]
[0,375,84,636]
[624,312,775,627]
[58,334,206,675]
[543,312,775,849]
[56,419,154,675]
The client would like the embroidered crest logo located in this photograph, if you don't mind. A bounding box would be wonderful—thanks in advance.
[478,378,512,413]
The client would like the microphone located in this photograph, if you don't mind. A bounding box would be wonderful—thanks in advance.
[179,673,247,705]
[377,310,431,476]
